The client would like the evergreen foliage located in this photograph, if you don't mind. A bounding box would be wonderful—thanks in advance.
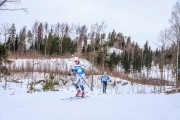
[42,72,59,91]
[0,44,10,75]
[0,22,165,74]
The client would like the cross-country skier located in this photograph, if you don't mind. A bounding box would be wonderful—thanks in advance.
[68,57,86,97]
[100,71,110,94]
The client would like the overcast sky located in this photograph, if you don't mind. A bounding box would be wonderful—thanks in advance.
[0,0,177,50]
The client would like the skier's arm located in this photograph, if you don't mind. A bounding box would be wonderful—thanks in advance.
[72,68,78,73]
[68,73,72,76]
[107,76,111,82]
[71,65,78,73]
[100,76,103,83]
[68,66,77,76]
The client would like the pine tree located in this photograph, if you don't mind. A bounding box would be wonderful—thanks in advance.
[50,37,59,55]
[46,31,53,55]
[19,26,27,54]
[132,44,142,72]
[143,41,152,77]
[15,35,19,52]
[27,30,33,50]
[0,44,11,85]
[37,22,44,54]
[7,23,16,53]
[62,37,72,55]
[122,51,131,74]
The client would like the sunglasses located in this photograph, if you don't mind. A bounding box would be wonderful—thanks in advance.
[74,61,78,62]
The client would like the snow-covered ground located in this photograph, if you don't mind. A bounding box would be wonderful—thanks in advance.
[1,58,180,120]
[9,57,96,72]
[0,73,180,120]
[0,85,180,120]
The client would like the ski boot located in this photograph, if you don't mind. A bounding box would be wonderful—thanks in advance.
[76,90,81,97]
[81,92,85,97]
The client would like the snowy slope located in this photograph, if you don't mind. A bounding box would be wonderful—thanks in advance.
[9,57,96,72]
[8,57,175,83]
[0,72,180,120]
[0,85,180,120]
[1,58,179,120]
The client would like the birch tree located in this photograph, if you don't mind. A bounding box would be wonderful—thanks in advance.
[158,28,171,91]
[169,2,180,87]
[44,22,49,56]
[76,25,87,58]
[0,23,10,48]
[55,23,69,55]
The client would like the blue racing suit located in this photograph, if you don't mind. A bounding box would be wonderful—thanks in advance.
[100,75,110,93]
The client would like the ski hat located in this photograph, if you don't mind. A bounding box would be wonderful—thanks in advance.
[74,57,79,61]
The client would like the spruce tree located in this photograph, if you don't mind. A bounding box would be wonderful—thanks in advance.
[0,44,10,81]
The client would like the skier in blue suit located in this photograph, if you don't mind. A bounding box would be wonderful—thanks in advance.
[68,57,85,97]
[100,71,110,94]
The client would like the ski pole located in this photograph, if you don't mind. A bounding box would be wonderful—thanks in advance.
[77,74,93,91]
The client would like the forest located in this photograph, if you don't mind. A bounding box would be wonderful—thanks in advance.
[0,1,180,88]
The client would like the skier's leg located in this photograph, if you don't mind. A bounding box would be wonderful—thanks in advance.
[104,82,107,94]
[79,74,85,92]
[74,77,80,90]
[80,85,85,97]
[74,76,81,96]
[103,82,105,93]
[79,74,85,97]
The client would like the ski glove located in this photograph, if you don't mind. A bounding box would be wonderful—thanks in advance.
[72,69,78,72]
[68,73,71,76]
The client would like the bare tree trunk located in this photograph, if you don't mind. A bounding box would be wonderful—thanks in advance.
[169,2,180,88]
[0,23,10,49]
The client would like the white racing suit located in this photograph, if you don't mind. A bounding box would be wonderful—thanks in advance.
[71,64,85,92]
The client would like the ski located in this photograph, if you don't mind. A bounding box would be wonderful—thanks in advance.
[61,96,89,101]
[61,96,78,100]
[69,96,86,101]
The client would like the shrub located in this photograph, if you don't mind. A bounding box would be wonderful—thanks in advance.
[42,80,59,91]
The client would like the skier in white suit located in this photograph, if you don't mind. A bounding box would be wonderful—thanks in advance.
[68,57,85,97]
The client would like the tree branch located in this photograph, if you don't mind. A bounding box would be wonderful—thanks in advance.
[0,0,27,12]
[0,8,28,12]
[0,0,8,7]
[0,0,20,5]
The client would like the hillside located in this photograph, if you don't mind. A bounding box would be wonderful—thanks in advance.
[0,57,180,120]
